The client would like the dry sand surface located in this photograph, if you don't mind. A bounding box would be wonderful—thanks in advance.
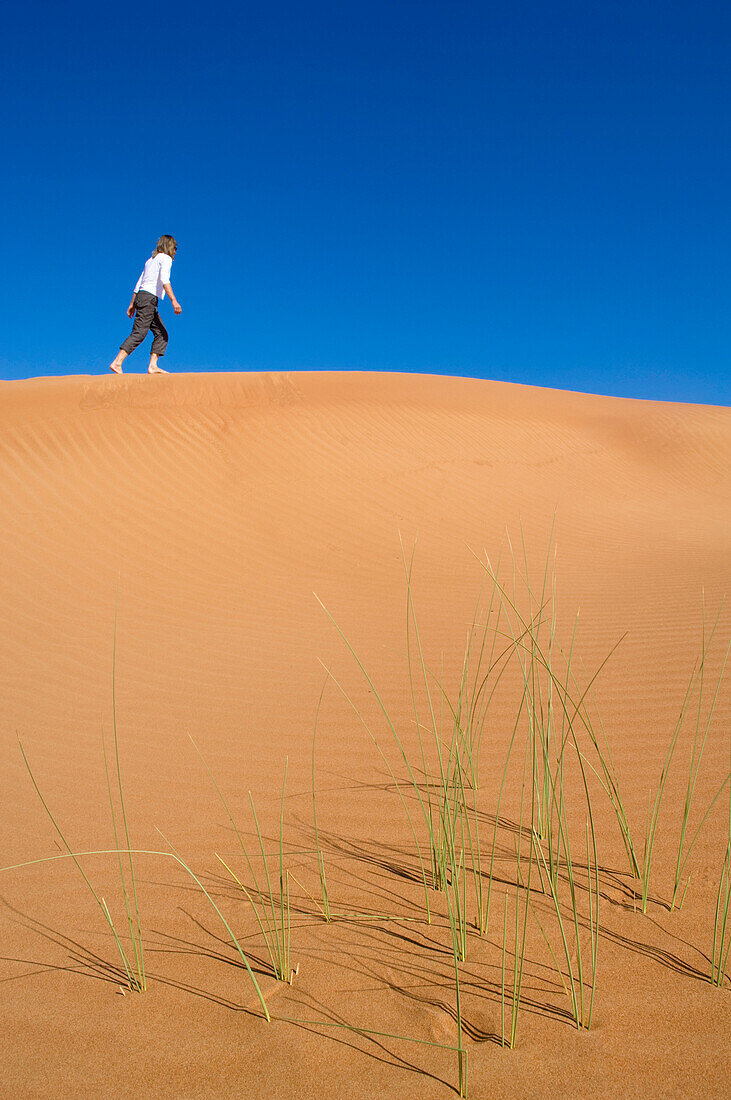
[1,370,730,1098]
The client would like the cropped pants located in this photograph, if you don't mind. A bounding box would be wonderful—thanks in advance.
[120,290,168,356]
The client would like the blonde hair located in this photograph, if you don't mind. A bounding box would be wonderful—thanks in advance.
[152,235,177,258]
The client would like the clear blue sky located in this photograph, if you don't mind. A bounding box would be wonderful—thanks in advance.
[2,0,729,404]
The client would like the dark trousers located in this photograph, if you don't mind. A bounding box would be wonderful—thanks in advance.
[120,290,168,356]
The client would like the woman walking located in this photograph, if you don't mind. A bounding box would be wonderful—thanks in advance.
[109,235,182,374]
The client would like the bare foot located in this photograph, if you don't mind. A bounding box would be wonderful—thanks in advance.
[109,362,124,374]
[148,363,168,374]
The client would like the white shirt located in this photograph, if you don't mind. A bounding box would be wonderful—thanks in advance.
[134,253,173,300]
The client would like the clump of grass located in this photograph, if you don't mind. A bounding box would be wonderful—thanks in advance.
[311,676,332,922]
[318,530,610,1061]
[499,881,532,1049]
[500,888,509,1046]
[104,606,145,989]
[575,684,639,878]
[529,813,599,1030]
[478,542,601,1030]
[315,594,436,922]
[16,610,145,992]
[402,536,518,911]
[3,831,273,1019]
[670,603,730,910]
[503,742,534,1048]
[155,830,272,1019]
[711,843,731,987]
[443,856,468,1094]
[529,717,600,1032]
[641,604,729,913]
[711,744,731,988]
[192,739,294,984]
[316,537,525,941]
[18,738,146,993]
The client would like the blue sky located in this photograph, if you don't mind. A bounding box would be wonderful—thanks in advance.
[2,0,729,404]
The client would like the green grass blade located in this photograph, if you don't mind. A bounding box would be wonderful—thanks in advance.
[18,740,137,989]
[156,828,270,1020]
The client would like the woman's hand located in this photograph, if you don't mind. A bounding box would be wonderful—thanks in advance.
[127,299,136,318]
[173,302,182,314]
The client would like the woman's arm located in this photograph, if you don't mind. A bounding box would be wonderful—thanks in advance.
[128,269,144,316]
[163,283,182,314]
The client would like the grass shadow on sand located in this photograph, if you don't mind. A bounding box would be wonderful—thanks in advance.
[0,894,273,1014]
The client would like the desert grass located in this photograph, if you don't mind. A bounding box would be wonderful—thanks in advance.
[711,842,731,987]
[711,737,731,987]
[317,539,543,946]
[576,692,639,877]
[504,742,534,1048]
[444,873,468,1095]
[18,739,146,993]
[481,553,600,1031]
[315,593,479,940]
[313,535,615,1076]
[2,830,274,1020]
[192,739,294,984]
[670,603,730,910]
[155,830,273,1019]
[311,677,332,922]
[15,611,145,991]
[10,614,274,1017]
[313,551,539,1086]
[7,548,731,1097]
[640,602,729,913]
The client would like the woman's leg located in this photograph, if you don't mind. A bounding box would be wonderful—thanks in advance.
[148,353,167,374]
[109,350,129,373]
[110,293,157,372]
[148,311,169,373]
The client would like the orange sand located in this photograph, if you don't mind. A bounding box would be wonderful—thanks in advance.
[1,371,729,1098]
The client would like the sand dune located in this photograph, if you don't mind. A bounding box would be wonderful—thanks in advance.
[1,371,729,1098]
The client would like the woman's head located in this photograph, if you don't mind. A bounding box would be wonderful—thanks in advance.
[152,235,177,258]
